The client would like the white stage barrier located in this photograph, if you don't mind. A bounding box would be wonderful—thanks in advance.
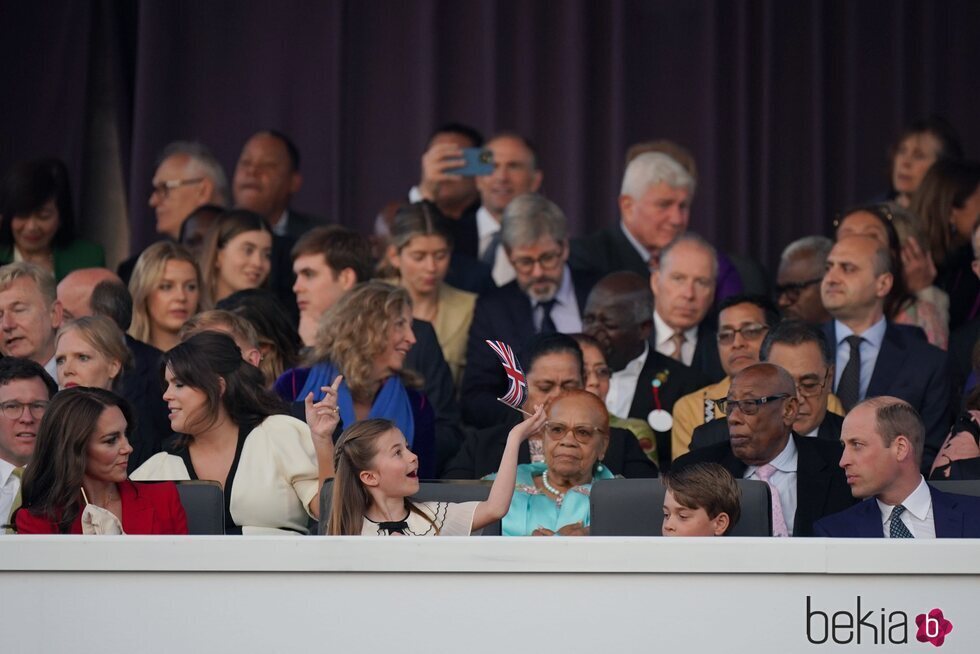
[2,537,978,653]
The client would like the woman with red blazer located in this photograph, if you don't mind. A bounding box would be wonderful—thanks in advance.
[15,387,187,535]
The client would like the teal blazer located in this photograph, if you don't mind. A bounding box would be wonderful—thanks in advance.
[486,461,615,536]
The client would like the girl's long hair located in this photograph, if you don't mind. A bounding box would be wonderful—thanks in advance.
[326,419,435,535]
[19,387,134,533]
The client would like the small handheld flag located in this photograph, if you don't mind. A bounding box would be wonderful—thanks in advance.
[485,340,528,412]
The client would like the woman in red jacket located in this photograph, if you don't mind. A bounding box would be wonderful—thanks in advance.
[15,387,187,534]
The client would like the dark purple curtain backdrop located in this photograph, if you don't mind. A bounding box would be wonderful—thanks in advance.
[2,0,979,273]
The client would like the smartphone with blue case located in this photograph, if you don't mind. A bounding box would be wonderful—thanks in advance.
[447,147,494,176]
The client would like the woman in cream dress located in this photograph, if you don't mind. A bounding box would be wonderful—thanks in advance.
[132,331,338,534]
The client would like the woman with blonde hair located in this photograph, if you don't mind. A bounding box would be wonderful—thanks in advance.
[128,241,208,351]
[382,202,476,387]
[275,281,437,478]
[55,315,133,391]
[199,209,273,305]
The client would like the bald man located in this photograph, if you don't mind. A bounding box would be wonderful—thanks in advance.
[673,363,854,536]
[57,268,122,320]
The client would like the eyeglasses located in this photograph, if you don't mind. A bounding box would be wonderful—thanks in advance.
[774,278,823,303]
[796,369,831,398]
[0,400,49,420]
[716,394,790,416]
[716,323,769,345]
[150,177,204,200]
[585,365,612,381]
[543,421,605,443]
[511,249,563,275]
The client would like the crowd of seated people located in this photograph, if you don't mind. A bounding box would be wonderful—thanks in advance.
[2,115,980,540]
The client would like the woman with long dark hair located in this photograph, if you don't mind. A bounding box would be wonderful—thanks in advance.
[199,209,273,305]
[132,331,337,534]
[15,387,187,534]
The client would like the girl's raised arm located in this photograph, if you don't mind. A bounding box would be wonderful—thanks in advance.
[472,405,546,531]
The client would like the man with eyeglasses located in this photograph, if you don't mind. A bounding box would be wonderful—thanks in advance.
[775,236,833,324]
[690,320,846,452]
[119,141,229,284]
[673,363,854,536]
[671,294,780,461]
[461,193,595,429]
[0,357,58,533]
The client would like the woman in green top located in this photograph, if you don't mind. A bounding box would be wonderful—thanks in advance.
[0,158,104,280]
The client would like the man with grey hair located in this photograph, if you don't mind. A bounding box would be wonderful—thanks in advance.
[776,235,832,324]
[570,151,743,299]
[461,192,595,428]
[149,141,229,240]
[649,233,725,383]
[0,263,63,377]
[821,235,949,472]
[815,396,980,538]
[119,141,229,283]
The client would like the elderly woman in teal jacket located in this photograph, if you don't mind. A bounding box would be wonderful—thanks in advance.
[487,389,615,536]
[0,158,104,281]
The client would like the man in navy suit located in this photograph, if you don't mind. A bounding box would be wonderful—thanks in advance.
[815,397,980,538]
[821,235,950,472]
[461,193,594,429]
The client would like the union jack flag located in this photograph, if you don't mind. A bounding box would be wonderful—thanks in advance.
[485,340,527,410]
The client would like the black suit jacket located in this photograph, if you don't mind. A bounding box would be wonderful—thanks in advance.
[444,202,481,259]
[823,321,950,472]
[690,411,844,452]
[280,209,320,240]
[625,350,707,467]
[814,485,980,538]
[442,422,658,480]
[404,319,464,476]
[648,321,725,385]
[570,224,648,279]
[118,336,170,471]
[460,270,596,429]
[672,434,856,536]
[949,316,980,412]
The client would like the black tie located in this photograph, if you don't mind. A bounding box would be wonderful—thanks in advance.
[538,299,557,334]
[837,335,863,411]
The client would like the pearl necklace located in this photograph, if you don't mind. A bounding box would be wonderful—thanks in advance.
[541,470,566,506]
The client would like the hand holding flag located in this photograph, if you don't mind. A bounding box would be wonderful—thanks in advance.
[485,340,531,415]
